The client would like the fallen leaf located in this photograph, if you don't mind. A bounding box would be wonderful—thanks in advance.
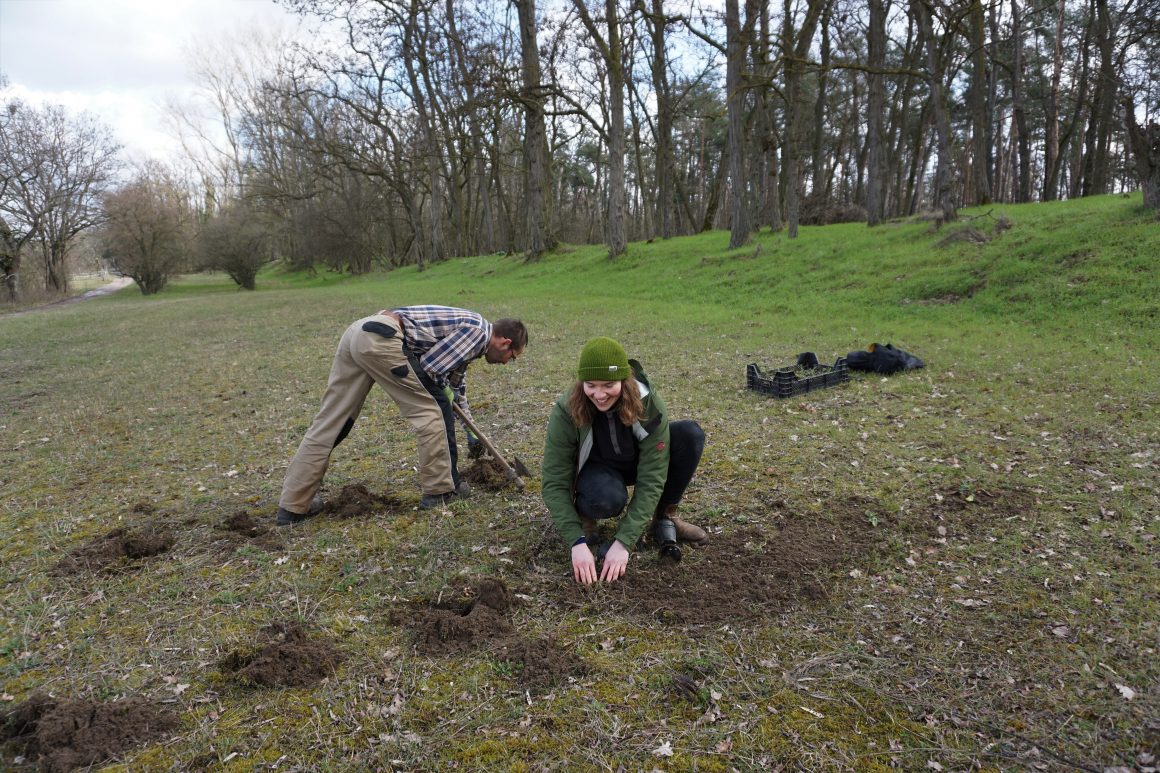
[653,740,674,757]
[715,737,733,754]
[1115,684,1136,700]
[927,762,944,771]
[955,598,987,608]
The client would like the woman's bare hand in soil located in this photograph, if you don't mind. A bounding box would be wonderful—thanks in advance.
[571,543,597,585]
[598,540,629,583]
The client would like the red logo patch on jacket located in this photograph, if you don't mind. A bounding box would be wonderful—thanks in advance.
[656,441,666,451]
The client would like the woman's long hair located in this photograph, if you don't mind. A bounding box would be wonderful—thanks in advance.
[567,378,644,428]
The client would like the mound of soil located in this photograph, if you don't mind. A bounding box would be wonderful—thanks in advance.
[325,483,407,519]
[562,506,886,625]
[461,457,514,491]
[51,527,175,575]
[404,585,516,657]
[1,693,178,773]
[395,579,586,688]
[218,622,343,687]
[217,511,282,551]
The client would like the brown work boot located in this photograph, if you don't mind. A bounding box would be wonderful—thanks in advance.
[655,503,708,545]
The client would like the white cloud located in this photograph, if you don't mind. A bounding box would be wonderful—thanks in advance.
[0,0,301,162]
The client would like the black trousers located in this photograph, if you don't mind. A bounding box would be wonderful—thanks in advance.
[575,420,705,519]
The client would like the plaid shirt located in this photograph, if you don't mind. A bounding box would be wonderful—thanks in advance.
[392,306,492,401]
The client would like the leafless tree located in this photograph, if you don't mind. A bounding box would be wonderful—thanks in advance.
[196,201,271,290]
[0,96,119,293]
[101,164,193,295]
[572,0,628,259]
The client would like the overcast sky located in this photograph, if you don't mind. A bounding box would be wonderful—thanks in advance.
[0,0,302,162]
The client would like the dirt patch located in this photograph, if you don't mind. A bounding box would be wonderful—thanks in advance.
[400,579,516,656]
[560,505,887,625]
[461,456,513,490]
[217,510,282,551]
[923,486,1039,534]
[51,527,175,575]
[217,622,343,687]
[493,636,589,688]
[325,483,407,519]
[394,579,587,688]
[1,693,178,773]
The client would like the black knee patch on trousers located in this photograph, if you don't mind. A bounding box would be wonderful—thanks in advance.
[362,321,397,338]
[406,351,461,488]
[333,417,355,448]
[390,365,409,378]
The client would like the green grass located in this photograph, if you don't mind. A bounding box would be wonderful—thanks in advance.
[1,194,1157,771]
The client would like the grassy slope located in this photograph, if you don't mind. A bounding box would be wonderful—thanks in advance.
[0,194,1156,771]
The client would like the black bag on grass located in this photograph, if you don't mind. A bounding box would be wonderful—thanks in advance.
[845,343,924,374]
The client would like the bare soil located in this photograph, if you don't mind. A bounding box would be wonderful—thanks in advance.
[51,527,176,576]
[323,483,408,519]
[0,693,177,773]
[216,510,283,552]
[393,579,588,688]
[217,622,343,688]
[544,498,890,625]
[461,456,514,490]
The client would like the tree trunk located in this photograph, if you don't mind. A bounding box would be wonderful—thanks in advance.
[1124,105,1160,210]
[0,216,21,301]
[702,145,729,233]
[646,0,675,239]
[811,1,832,197]
[782,0,825,238]
[753,0,782,232]
[605,0,626,258]
[726,0,752,247]
[572,0,626,258]
[517,0,553,259]
[1042,0,1066,200]
[402,4,445,263]
[865,0,887,225]
[1010,0,1031,202]
[912,0,955,222]
[967,0,991,205]
[1088,0,1117,196]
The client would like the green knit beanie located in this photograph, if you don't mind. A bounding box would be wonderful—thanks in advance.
[577,337,631,381]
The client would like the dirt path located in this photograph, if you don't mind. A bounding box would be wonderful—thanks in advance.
[2,277,133,318]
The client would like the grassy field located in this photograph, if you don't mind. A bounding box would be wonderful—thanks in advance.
[1,194,1156,771]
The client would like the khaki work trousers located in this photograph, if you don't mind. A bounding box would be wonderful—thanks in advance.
[279,314,455,514]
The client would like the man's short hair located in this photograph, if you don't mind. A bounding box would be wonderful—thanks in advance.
[493,318,528,350]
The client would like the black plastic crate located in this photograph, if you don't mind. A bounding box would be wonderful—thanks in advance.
[746,358,850,398]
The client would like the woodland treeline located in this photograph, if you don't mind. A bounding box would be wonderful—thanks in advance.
[1,0,1157,297]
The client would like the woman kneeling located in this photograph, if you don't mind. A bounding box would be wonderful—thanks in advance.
[542,337,708,585]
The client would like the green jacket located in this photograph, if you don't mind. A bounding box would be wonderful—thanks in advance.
[541,359,670,549]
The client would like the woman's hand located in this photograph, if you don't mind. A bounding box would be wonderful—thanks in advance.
[598,540,629,583]
[571,543,597,585]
